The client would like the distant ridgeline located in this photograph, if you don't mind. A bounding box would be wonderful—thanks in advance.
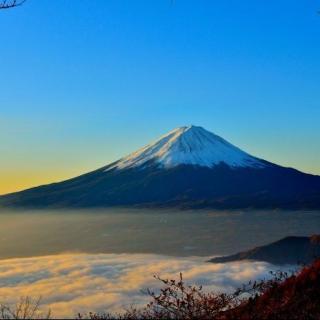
[209,235,320,265]
[1,126,320,209]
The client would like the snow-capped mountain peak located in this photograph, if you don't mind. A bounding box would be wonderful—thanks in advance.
[106,125,265,171]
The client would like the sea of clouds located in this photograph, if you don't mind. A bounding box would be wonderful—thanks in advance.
[0,253,282,318]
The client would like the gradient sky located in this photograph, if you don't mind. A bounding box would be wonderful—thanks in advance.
[0,0,319,194]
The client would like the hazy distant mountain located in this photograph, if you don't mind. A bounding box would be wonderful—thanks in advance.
[1,125,320,209]
[209,235,320,265]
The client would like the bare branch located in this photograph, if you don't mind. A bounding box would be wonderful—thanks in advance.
[0,0,26,10]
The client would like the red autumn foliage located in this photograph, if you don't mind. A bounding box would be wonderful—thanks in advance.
[230,259,320,320]
[82,259,320,320]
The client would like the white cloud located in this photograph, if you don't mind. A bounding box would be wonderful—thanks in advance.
[0,254,283,318]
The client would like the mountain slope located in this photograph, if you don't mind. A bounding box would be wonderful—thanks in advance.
[1,126,320,209]
[209,235,320,265]
[230,258,320,319]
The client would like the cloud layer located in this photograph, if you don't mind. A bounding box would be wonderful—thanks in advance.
[0,254,281,318]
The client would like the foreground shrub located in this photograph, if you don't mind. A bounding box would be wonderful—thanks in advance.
[229,259,320,320]
[2,260,320,319]
[79,273,239,320]
[81,260,320,320]
[0,297,50,320]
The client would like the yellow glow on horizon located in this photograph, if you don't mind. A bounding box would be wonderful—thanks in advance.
[0,170,79,195]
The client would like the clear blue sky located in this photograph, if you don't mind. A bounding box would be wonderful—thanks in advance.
[0,0,319,193]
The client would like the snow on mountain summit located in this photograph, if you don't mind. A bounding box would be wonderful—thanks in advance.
[106,125,265,171]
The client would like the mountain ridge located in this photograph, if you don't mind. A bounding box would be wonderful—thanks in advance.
[209,235,320,265]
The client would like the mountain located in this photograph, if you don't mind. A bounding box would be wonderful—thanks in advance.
[1,125,320,209]
[209,235,320,265]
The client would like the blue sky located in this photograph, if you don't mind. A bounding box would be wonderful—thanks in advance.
[0,0,319,193]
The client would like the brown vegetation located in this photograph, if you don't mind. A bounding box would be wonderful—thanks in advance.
[80,259,320,320]
[230,259,320,319]
[1,260,319,319]
[0,297,50,320]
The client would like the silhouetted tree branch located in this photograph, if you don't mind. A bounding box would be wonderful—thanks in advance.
[0,0,26,9]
